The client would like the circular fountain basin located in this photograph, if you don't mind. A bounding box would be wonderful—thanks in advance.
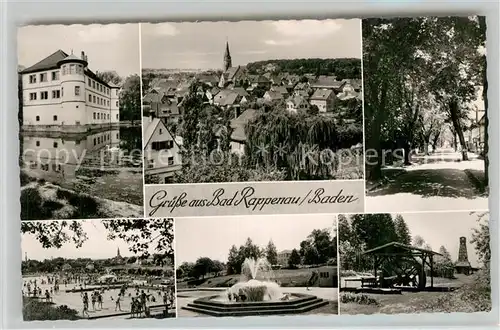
[183,292,329,317]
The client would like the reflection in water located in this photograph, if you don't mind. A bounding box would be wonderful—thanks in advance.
[20,126,143,205]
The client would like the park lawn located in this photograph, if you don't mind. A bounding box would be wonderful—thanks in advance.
[340,273,491,315]
[177,268,316,290]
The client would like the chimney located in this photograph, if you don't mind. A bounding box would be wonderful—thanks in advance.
[81,51,85,60]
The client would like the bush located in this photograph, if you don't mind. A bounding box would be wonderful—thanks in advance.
[340,293,379,306]
[23,297,80,321]
[20,188,44,220]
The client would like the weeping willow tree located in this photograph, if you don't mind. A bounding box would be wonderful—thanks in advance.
[245,109,357,180]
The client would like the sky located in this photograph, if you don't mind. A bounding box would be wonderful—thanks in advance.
[392,211,486,268]
[22,220,158,261]
[175,214,336,264]
[18,24,140,78]
[141,19,361,70]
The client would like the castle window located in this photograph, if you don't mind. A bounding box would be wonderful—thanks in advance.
[61,87,64,96]
[89,94,92,102]
[62,65,67,75]
[93,138,96,146]
[51,71,60,81]
[107,100,110,106]
[116,114,119,120]
[93,95,96,103]
[36,116,40,121]
[92,81,96,89]
[29,92,37,100]
[69,64,76,74]
[36,141,40,147]
[29,75,36,83]
[116,89,119,96]
[88,78,91,86]
[40,91,49,100]
[53,142,58,148]
[74,86,80,96]
[52,90,60,98]
[107,114,110,120]
[53,115,58,121]
[93,112,96,119]
[40,73,47,82]
[116,101,119,107]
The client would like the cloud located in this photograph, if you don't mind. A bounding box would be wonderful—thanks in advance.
[151,23,179,36]
[77,24,124,43]
[265,19,343,46]
[237,50,268,55]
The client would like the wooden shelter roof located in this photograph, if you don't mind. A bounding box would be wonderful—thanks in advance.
[362,242,443,256]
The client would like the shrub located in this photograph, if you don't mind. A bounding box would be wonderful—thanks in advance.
[23,297,80,321]
[20,188,44,220]
[340,293,379,306]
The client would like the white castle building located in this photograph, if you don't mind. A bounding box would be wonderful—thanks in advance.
[20,49,121,132]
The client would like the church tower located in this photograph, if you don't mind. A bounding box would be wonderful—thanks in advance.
[117,247,121,258]
[223,39,232,71]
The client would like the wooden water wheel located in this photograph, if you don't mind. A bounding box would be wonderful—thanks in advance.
[391,257,426,289]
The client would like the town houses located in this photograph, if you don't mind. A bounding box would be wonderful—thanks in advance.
[142,40,362,182]
[20,49,121,133]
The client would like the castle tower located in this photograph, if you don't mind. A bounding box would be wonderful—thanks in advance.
[109,82,121,124]
[57,51,87,125]
[223,39,232,72]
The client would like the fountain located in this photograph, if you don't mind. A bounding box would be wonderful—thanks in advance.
[182,258,330,317]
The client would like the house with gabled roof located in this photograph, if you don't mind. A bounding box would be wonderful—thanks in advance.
[229,109,259,155]
[20,49,121,132]
[263,90,284,103]
[310,76,345,93]
[310,89,336,113]
[286,95,310,113]
[143,116,182,184]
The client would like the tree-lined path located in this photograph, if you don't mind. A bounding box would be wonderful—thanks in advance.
[366,149,488,212]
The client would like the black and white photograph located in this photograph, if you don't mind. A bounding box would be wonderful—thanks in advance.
[18,24,143,220]
[338,211,491,315]
[175,215,338,317]
[141,19,364,184]
[363,16,489,212]
[21,218,176,320]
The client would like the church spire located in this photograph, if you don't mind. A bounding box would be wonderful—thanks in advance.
[117,247,121,257]
[223,38,232,71]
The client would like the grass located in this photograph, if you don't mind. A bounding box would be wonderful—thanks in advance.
[23,296,81,321]
[177,268,317,290]
[340,271,491,315]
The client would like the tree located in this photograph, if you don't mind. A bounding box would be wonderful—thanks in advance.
[288,249,301,269]
[351,213,398,250]
[103,218,175,266]
[192,257,215,279]
[96,70,122,85]
[119,74,141,122]
[226,245,240,275]
[265,240,278,265]
[471,212,490,267]
[412,235,426,248]
[393,214,412,245]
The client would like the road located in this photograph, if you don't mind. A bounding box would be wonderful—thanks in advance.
[366,150,488,213]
